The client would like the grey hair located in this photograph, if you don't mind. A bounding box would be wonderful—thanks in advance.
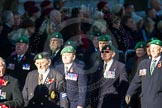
[2,10,13,23]
[0,57,6,66]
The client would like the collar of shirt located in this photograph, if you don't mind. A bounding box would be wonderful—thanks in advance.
[104,59,113,72]
[151,56,161,66]
[64,62,73,73]
[17,54,24,58]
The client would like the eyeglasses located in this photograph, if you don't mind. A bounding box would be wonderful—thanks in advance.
[101,50,110,53]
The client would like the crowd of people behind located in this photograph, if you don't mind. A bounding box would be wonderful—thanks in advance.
[0,0,162,108]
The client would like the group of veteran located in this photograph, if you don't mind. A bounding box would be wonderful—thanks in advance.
[1,32,162,108]
[125,39,162,108]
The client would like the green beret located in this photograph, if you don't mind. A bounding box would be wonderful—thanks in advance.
[98,35,111,41]
[135,41,146,49]
[16,36,29,44]
[50,32,63,39]
[34,52,50,61]
[146,37,158,44]
[92,31,103,37]
[102,45,116,52]
[61,46,76,55]
[64,40,77,49]
[149,39,162,46]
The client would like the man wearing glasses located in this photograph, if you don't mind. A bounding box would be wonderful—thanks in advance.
[97,45,128,108]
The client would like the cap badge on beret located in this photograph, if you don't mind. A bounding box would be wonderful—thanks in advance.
[38,54,43,59]
[20,39,23,43]
[140,44,143,47]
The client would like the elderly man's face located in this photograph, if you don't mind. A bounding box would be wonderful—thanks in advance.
[136,48,146,58]
[35,59,51,73]
[150,44,162,58]
[62,53,75,64]
[0,59,6,77]
[49,38,62,52]
[98,41,109,52]
[101,49,114,62]
[15,43,28,55]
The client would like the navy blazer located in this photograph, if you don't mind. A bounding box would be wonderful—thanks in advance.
[55,60,87,107]
[127,57,162,108]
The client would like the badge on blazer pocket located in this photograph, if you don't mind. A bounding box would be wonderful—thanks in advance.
[22,64,30,70]
[50,90,57,100]
[139,69,146,76]
[7,63,15,70]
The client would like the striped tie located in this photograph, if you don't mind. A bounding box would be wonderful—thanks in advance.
[150,60,156,75]
[38,73,43,85]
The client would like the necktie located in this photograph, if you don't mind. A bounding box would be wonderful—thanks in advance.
[65,66,68,73]
[103,63,107,73]
[17,55,22,62]
[150,60,156,75]
[38,73,43,85]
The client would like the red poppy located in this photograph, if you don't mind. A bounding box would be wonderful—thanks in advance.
[48,78,54,84]
[0,104,9,108]
[0,79,8,86]
[158,63,161,68]
[70,68,74,73]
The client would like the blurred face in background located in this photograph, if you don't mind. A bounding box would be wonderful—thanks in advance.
[15,43,29,55]
[14,13,21,26]
[126,17,136,30]
[50,10,61,24]
[49,38,63,52]
[136,48,146,58]
[146,44,151,57]
[98,41,109,52]
[93,36,99,49]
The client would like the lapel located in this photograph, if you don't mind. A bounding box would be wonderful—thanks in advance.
[33,72,39,86]
[44,69,55,88]
[107,60,120,77]
[151,57,162,76]
[68,62,75,73]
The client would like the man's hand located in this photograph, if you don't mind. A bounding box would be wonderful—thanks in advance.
[77,106,83,108]
[125,95,131,105]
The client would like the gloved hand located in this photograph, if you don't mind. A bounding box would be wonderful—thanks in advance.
[125,95,131,105]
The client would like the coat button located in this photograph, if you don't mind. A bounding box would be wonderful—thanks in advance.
[40,102,44,106]
[45,95,48,98]
[32,101,35,104]
[30,93,32,95]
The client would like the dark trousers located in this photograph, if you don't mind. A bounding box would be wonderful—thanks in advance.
[100,94,122,108]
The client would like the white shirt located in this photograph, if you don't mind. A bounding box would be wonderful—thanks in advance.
[104,59,113,77]
[64,63,73,74]
[39,68,50,83]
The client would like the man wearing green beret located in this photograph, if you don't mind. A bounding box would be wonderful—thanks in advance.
[49,32,64,66]
[64,40,77,49]
[22,52,65,108]
[96,44,128,108]
[92,31,103,52]
[6,36,36,91]
[146,37,158,59]
[125,39,162,108]
[126,41,147,108]
[98,34,112,52]
[55,46,87,108]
